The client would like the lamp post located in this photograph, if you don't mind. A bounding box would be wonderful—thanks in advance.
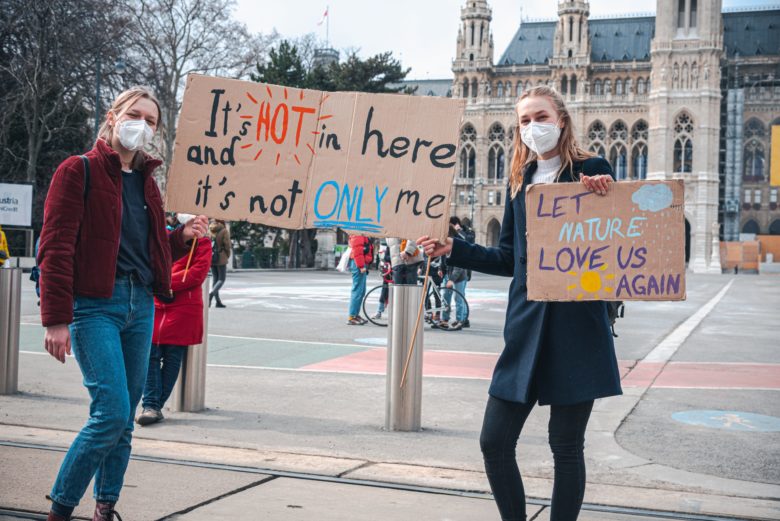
[93,58,127,140]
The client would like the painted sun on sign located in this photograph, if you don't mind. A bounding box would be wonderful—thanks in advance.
[566,264,616,300]
[238,88,332,166]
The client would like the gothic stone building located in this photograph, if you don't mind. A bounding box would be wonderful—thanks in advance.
[444,0,780,272]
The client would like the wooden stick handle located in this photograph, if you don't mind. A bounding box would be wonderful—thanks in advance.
[181,238,198,282]
[400,254,432,389]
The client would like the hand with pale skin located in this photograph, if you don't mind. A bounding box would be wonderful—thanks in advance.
[581,174,613,196]
[45,213,209,364]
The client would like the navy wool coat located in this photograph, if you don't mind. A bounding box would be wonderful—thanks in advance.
[448,157,623,406]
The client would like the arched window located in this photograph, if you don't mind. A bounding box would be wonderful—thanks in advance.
[594,80,603,95]
[569,16,574,41]
[610,143,628,180]
[471,78,478,99]
[743,119,766,181]
[561,74,568,94]
[570,75,577,95]
[504,82,512,98]
[516,82,523,97]
[488,123,505,143]
[497,82,504,98]
[460,146,476,179]
[742,220,760,234]
[488,144,505,180]
[673,112,694,173]
[589,142,606,157]
[632,143,648,180]
[462,79,469,98]
[770,219,780,235]
[460,124,477,179]
[470,23,475,46]
[625,78,633,94]
[605,79,612,95]
[677,0,685,28]
[609,120,628,142]
[615,79,623,95]
[690,0,697,28]
[587,120,607,142]
[487,218,501,247]
[637,78,646,94]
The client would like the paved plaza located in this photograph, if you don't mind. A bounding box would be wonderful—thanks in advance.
[0,270,778,520]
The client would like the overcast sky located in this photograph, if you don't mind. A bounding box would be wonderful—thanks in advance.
[234,0,772,80]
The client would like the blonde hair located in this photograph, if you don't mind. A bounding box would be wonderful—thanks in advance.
[509,86,594,198]
[97,86,162,170]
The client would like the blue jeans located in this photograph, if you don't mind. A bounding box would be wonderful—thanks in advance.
[441,278,468,322]
[142,344,187,410]
[50,275,154,507]
[349,259,366,317]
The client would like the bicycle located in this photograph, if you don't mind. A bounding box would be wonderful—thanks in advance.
[362,279,469,327]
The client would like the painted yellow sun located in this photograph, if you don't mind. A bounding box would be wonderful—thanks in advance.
[566,264,616,300]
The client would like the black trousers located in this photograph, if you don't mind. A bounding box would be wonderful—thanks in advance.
[480,395,594,521]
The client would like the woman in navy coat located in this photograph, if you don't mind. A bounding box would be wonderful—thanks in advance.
[420,86,622,521]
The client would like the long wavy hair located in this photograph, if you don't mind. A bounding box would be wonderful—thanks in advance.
[508,86,594,199]
[97,86,162,170]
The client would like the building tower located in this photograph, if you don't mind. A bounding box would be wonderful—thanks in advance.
[648,0,724,272]
[551,0,591,102]
[453,1,494,100]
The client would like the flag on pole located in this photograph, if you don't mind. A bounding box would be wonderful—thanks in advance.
[317,7,328,25]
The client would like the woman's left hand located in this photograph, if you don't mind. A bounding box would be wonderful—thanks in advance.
[183,215,209,241]
[581,174,613,196]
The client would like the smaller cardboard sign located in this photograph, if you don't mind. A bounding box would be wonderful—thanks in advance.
[526,180,686,301]
[0,183,33,227]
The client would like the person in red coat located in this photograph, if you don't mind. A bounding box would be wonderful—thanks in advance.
[346,234,373,325]
[136,217,211,426]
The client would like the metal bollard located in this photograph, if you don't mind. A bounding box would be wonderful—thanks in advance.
[169,279,209,412]
[385,284,424,431]
[0,268,21,395]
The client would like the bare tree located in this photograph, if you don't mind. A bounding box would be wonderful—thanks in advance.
[122,0,277,181]
[0,0,127,183]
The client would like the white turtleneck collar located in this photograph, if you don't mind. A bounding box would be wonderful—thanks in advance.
[531,155,562,185]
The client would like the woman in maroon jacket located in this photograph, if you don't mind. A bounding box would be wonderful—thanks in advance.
[137,226,211,426]
[38,86,207,521]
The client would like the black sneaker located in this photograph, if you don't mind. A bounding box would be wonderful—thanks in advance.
[215,302,226,308]
[461,319,470,328]
[136,408,162,426]
[449,321,464,331]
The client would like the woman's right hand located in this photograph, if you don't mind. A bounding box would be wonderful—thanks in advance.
[45,324,71,364]
[417,236,453,258]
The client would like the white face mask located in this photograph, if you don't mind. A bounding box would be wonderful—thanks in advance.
[520,121,562,156]
[117,119,154,151]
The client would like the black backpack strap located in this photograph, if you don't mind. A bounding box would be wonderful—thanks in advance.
[79,155,90,201]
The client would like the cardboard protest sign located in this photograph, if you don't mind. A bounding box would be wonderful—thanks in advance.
[525,180,685,301]
[166,74,465,240]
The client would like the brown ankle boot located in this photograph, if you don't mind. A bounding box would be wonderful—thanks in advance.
[94,502,123,521]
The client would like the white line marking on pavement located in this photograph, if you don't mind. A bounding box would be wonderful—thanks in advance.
[642,279,735,364]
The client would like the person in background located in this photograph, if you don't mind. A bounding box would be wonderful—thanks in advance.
[419,85,620,521]
[38,86,208,521]
[136,214,211,426]
[372,246,392,320]
[434,225,468,331]
[208,219,230,308]
[0,225,9,268]
[386,238,423,285]
[347,234,373,325]
[450,216,474,328]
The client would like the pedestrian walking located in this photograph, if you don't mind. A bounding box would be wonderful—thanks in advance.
[419,85,621,521]
[346,234,373,325]
[0,225,9,267]
[137,216,211,426]
[386,237,423,284]
[435,225,469,331]
[37,86,208,521]
[209,219,231,308]
[372,246,392,320]
[449,216,473,328]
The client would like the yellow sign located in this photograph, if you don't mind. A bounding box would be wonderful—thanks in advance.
[772,125,780,186]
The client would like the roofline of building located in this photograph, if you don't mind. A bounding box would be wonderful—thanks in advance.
[518,4,779,24]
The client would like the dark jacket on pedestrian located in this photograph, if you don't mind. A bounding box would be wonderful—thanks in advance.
[153,237,211,346]
[447,157,623,406]
[38,139,190,327]
[209,222,231,266]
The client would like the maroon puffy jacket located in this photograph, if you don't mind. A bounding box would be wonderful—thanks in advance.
[38,139,190,327]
